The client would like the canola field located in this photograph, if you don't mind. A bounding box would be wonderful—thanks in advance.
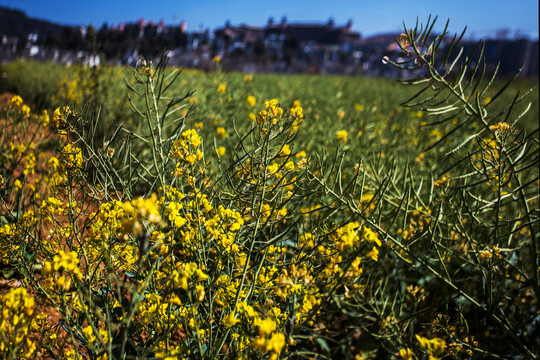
[0,37,539,360]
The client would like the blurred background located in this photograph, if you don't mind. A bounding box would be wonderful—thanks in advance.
[0,0,538,77]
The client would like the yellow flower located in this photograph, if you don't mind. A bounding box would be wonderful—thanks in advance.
[267,163,279,174]
[257,318,277,336]
[21,104,31,118]
[399,348,413,360]
[61,144,83,169]
[82,325,96,345]
[213,55,222,63]
[336,130,348,143]
[196,284,205,302]
[41,261,53,276]
[258,99,283,126]
[167,202,186,228]
[236,252,248,267]
[0,288,37,357]
[363,227,381,246]
[196,268,208,281]
[53,250,80,274]
[415,335,446,355]
[295,150,307,158]
[217,84,226,94]
[185,153,197,165]
[40,109,50,126]
[366,246,379,261]
[65,349,77,360]
[266,332,286,354]
[216,127,228,138]
[489,122,510,132]
[128,194,162,224]
[140,59,155,77]
[216,146,226,156]
[11,95,23,107]
[53,106,72,128]
[355,103,364,112]
[223,311,240,327]
[290,103,303,120]
[247,95,256,107]
[429,129,442,139]
[284,161,295,172]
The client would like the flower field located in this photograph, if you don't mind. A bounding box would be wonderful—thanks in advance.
[0,23,539,359]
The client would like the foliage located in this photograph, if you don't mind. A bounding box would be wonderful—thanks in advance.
[0,18,538,360]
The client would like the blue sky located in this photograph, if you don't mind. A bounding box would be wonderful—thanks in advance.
[1,0,538,39]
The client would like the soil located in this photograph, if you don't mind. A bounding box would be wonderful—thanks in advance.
[0,93,89,359]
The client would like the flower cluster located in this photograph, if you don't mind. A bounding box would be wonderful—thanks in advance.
[139,59,155,78]
[10,95,31,118]
[0,288,37,358]
[60,143,83,170]
[257,99,283,126]
[415,334,446,358]
[489,121,510,132]
[52,106,72,129]
[170,129,203,170]
[41,250,82,291]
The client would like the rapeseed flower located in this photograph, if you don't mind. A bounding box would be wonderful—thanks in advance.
[10,95,23,107]
[336,130,348,143]
[366,246,379,261]
[53,106,72,128]
[196,284,205,302]
[267,332,286,354]
[0,287,36,357]
[216,127,228,138]
[223,311,240,327]
[258,99,283,126]
[257,318,277,336]
[399,348,414,360]
[20,104,30,118]
[416,334,446,355]
[363,227,381,246]
[61,144,83,169]
[489,122,510,132]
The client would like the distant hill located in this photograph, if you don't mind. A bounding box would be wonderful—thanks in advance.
[0,6,65,37]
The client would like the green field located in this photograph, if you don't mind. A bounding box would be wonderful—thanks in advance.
[0,42,539,360]
[2,59,538,164]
